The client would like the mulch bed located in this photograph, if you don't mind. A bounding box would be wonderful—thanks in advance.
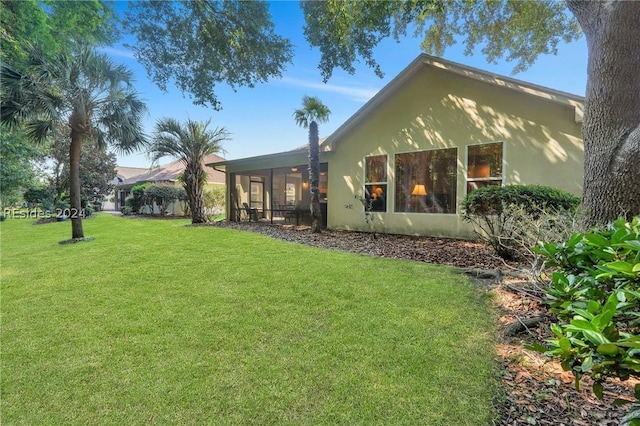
[209,221,636,425]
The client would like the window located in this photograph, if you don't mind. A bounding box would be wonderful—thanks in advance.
[364,155,387,212]
[466,142,503,193]
[394,148,457,213]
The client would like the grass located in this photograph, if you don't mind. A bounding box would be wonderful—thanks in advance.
[1,214,497,425]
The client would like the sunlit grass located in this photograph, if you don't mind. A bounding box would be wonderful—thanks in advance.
[1,214,497,424]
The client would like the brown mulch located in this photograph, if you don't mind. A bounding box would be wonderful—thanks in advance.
[209,221,636,425]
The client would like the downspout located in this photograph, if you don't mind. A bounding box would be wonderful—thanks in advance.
[212,165,231,222]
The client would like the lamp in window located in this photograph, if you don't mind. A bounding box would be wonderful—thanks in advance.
[411,184,427,196]
[468,164,490,178]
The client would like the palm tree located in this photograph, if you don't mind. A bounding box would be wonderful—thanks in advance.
[294,96,330,233]
[149,118,229,224]
[1,46,146,240]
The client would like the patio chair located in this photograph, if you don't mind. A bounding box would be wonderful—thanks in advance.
[243,202,259,221]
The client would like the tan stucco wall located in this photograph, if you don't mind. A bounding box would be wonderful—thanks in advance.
[327,66,584,238]
[150,181,224,216]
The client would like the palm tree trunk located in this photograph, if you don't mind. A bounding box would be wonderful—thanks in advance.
[69,129,84,239]
[308,121,322,232]
[186,167,207,224]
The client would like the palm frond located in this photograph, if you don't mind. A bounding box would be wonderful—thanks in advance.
[293,95,330,128]
[24,119,55,144]
[149,117,229,166]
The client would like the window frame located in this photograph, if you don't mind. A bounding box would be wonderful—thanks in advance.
[364,154,388,213]
[393,147,458,214]
[465,141,505,195]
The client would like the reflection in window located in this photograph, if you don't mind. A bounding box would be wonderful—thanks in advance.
[364,155,387,212]
[319,163,328,201]
[467,142,503,193]
[394,148,457,213]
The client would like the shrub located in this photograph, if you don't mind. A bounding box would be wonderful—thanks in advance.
[530,216,640,411]
[463,184,580,216]
[126,183,150,213]
[462,184,581,259]
[23,186,51,208]
[204,186,225,216]
[144,185,186,217]
[120,205,133,215]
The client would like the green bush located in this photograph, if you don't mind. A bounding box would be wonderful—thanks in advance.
[144,185,186,217]
[23,186,51,208]
[126,183,150,213]
[204,186,225,216]
[462,184,580,216]
[462,185,580,259]
[531,216,640,410]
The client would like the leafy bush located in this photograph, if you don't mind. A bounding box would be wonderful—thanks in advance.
[530,216,639,410]
[54,199,70,212]
[463,184,580,216]
[120,205,133,215]
[23,186,52,208]
[144,184,186,216]
[204,186,225,216]
[126,182,150,213]
[462,184,580,259]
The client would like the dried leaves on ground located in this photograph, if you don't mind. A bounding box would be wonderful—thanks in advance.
[210,222,635,424]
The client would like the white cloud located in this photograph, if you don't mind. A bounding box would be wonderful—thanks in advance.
[99,47,136,60]
[279,77,379,102]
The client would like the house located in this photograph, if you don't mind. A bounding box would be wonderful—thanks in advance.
[102,166,148,210]
[115,154,226,215]
[209,54,584,239]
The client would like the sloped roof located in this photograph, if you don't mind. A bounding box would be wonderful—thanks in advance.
[114,166,147,182]
[119,154,226,186]
[208,53,585,170]
[209,138,330,170]
[324,53,584,151]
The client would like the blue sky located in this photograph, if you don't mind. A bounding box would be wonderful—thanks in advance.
[105,2,587,168]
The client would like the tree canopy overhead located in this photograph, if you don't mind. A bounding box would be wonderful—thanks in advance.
[123,1,293,109]
[302,0,581,81]
[0,0,118,69]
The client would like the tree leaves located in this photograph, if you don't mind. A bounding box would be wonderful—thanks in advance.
[302,0,582,81]
[123,1,293,109]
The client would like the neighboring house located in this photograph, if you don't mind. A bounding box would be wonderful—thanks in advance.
[102,166,148,211]
[209,54,584,239]
[115,154,226,215]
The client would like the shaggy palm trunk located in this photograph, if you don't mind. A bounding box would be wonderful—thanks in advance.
[567,1,640,225]
[308,121,322,233]
[185,164,207,224]
[68,129,84,239]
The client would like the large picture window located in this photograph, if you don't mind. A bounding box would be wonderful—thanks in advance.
[467,142,503,193]
[394,148,457,213]
[364,155,387,212]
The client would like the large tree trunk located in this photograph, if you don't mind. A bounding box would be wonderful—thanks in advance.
[186,165,207,224]
[68,128,84,239]
[308,121,322,233]
[567,1,640,225]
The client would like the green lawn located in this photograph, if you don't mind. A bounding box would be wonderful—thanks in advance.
[1,214,497,425]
